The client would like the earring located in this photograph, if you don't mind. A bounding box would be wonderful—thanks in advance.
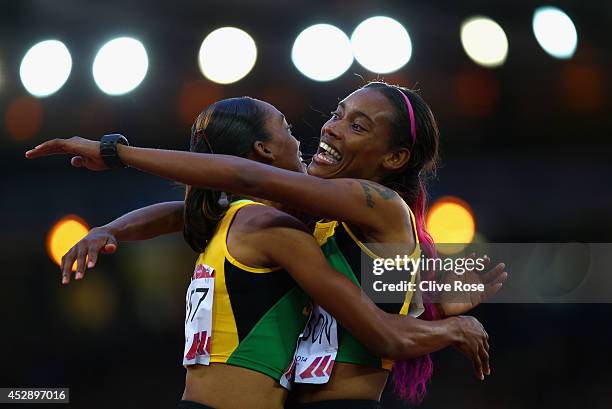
[218,191,229,208]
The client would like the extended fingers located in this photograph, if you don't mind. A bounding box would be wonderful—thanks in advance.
[60,248,76,285]
[481,328,491,376]
[25,139,69,158]
[480,263,506,283]
[480,343,490,377]
[471,343,484,381]
[75,245,88,280]
[87,246,99,269]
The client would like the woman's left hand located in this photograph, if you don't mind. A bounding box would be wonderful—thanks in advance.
[439,254,508,317]
[25,136,109,171]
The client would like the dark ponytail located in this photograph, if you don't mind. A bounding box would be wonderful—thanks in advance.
[183,97,271,253]
[362,81,440,404]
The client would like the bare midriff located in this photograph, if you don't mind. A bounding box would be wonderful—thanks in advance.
[293,362,388,403]
[182,363,287,409]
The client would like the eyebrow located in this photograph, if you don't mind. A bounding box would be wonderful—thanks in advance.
[338,101,374,124]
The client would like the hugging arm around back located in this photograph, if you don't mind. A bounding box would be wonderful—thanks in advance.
[245,206,462,361]
[72,201,459,361]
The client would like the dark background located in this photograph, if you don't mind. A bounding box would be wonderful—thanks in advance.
[1,0,611,408]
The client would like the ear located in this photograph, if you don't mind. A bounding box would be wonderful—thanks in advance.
[381,147,411,172]
[251,140,275,163]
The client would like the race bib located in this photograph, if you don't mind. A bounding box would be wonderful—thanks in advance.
[183,264,215,366]
[293,304,338,384]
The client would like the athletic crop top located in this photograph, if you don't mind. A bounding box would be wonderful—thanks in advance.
[183,200,310,381]
[311,208,421,371]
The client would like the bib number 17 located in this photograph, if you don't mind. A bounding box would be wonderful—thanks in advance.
[183,264,215,366]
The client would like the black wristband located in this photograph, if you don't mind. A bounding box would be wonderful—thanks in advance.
[100,134,129,169]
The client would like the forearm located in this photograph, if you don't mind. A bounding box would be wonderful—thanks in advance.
[293,267,459,360]
[101,201,184,241]
[269,228,460,361]
[118,146,261,196]
[378,314,459,360]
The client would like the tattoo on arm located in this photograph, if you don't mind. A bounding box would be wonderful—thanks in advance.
[359,181,396,208]
[360,181,375,208]
[369,183,396,200]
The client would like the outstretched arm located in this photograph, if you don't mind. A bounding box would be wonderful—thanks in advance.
[61,201,184,284]
[102,201,184,241]
[26,137,408,235]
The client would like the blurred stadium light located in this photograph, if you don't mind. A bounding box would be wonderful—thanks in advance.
[20,40,72,97]
[460,16,509,68]
[93,37,149,95]
[198,27,257,84]
[46,215,89,270]
[533,6,578,59]
[351,16,412,74]
[291,24,353,82]
[427,196,476,254]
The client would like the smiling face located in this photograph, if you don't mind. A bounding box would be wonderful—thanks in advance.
[255,100,306,174]
[307,87,401,181]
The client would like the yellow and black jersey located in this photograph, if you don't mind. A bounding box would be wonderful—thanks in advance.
[191,200,309,381]
[312,208,421,371]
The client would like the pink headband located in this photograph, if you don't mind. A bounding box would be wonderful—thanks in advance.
[396,88,416,145]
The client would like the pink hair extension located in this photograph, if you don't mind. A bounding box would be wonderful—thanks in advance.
[391,121,439,404]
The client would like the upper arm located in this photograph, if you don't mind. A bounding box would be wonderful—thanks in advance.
[241,165,408,234]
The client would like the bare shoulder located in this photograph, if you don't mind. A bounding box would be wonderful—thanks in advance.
[225,204,311,268]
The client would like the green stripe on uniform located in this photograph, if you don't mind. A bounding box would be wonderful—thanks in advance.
[226,286,310,380]
[319,237,382,368]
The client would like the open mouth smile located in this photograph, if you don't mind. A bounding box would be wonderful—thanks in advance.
[313,140,342,165]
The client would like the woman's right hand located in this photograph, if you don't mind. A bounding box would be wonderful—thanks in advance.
[451,315,491,380]
[60,227,118,285]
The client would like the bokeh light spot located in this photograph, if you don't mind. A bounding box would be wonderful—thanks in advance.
[351,16,412,74]
[292,24,353,82]
[198,27,257,84]
[533,7,578,59]
[427,196,476,254]
[20,40,72,97]
[560,62,604,113]
[460,17,509,68]
[5,96,43,141]
[177,80,224,127]
[47,215,89,270]
[455,67,501,118]
[93,37,149,95]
